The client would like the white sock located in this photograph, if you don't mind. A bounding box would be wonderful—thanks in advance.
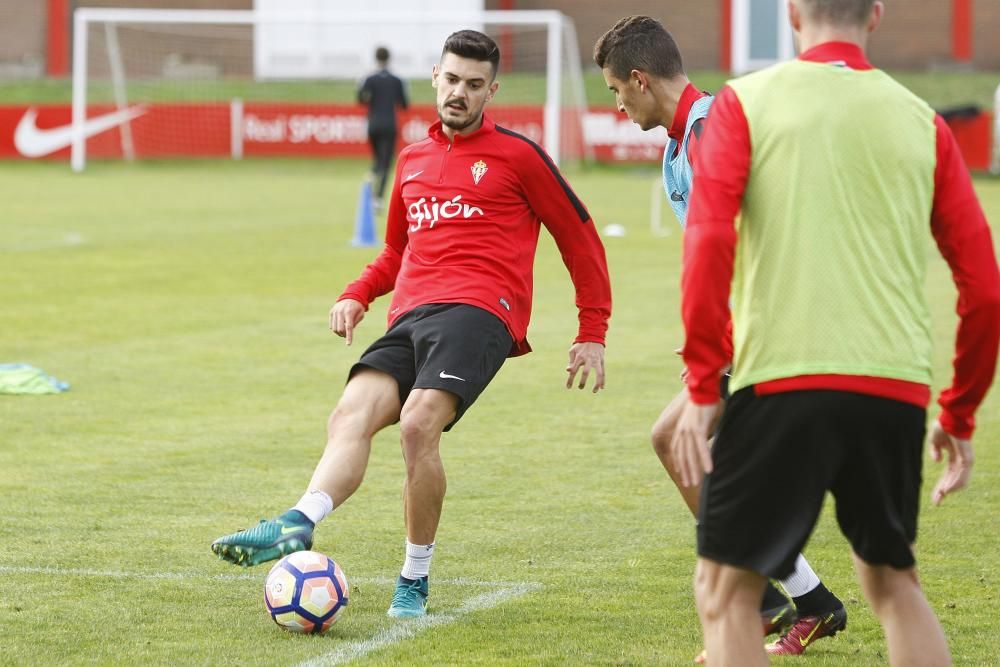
[400,540,435,580]
[292,489,334,525]
[778,553,821,598]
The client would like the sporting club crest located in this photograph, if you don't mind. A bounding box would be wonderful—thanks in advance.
[471,159,488,185]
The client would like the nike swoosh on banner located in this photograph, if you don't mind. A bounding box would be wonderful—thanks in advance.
[14,105,148,158]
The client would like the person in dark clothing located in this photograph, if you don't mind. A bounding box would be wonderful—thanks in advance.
[358,46,409,211]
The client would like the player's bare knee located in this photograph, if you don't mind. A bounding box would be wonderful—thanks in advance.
[326,402,368,438]
[651,391,686,461]
[399,390,456,447]
[650,418,675,459]
[325,404,350,434]
[329,372,400,438]
[694,566,725,623]
[695,561,762,625]
[855,559,920,612]
[398,409,445,453]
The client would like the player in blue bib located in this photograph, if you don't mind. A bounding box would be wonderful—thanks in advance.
[594,15,848,660]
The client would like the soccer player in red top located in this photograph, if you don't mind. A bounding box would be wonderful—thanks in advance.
[212,30,612,619]
[671,1,1000,664]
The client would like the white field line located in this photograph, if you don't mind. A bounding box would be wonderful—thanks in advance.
[1,233,86,252]
[0,565,527,589]
[294,582,543,667]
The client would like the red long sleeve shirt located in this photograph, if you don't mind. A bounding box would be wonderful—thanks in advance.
[683,42,1000,438]
[668,83,735,360]
[668,83,711,166]
[340,114,612,356]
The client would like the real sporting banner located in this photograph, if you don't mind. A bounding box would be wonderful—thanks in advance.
[0,102,668,163]
[0,102,991,169]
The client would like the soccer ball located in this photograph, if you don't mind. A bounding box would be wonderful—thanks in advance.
[264,550,349,634]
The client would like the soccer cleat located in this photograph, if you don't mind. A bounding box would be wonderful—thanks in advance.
[693,601,799,663]
[761,600,798,637]
[211,510,314,567]
[766,605,848,656]
[387,575,429,618]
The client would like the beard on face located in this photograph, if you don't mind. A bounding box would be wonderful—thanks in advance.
[438,98,480,131]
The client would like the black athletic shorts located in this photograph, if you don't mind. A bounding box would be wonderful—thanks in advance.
[350,303,512,431]
[697,387,926,579]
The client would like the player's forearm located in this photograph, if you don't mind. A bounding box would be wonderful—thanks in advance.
[937,261,1000,438]
[339,247,403,307]
[562,251,612,346]
[574,306,610,345]
[526,159,612,344]
[930,116,1000,438]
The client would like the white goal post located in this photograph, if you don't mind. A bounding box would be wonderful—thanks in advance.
[71,8,590,171]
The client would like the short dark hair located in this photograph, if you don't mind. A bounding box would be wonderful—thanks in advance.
[593,16,684,81]
[375,46,389,63]
[441,29,501,78]
[798,0,877,26]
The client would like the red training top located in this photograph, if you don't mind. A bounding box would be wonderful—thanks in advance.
[668,82,712,166]
[340,113,612,357]
[682,41,1000,439]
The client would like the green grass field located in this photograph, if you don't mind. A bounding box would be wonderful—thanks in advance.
[0,159,998,666]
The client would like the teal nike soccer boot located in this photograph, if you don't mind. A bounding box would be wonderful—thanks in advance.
[211,510,313,567]
[387,575,429,618]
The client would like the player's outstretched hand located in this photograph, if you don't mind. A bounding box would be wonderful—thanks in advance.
[565,341,605,393]
[329,298,366,345]
[929,420,974,506]
[670,400,721,488]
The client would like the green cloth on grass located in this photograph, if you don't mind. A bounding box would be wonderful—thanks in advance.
[0,364,69,394]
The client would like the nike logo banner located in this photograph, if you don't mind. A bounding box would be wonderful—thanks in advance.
[14,106,148,158]
[7,104,967,167]
[0,103,238,160]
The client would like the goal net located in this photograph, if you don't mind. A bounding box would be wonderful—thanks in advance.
[70,8,590,171]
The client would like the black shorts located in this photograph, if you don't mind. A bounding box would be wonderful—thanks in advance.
[697,387,925,579]
[350,303,512,431]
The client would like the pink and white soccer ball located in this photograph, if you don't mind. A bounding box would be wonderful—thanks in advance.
[264,550,349,634]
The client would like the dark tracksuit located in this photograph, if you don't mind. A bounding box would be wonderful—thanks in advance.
[358,69,408,200]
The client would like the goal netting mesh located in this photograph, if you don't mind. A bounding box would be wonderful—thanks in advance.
[71,9,590,170]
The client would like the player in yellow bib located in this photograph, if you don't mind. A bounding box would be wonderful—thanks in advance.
[673,1,1000,665]
[594,15,847,660]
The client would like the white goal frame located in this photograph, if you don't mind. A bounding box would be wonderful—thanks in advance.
[71,8,588,171]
